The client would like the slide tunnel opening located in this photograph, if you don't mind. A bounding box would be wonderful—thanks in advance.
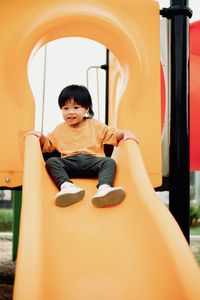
[28,37,109,135]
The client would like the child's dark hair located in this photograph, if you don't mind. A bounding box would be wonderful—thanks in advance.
[58,84,94,118]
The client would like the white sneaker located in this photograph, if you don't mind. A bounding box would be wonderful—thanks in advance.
[55,182,85,207]
[92,185,126,208]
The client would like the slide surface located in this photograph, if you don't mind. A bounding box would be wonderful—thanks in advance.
[13,135,200,300]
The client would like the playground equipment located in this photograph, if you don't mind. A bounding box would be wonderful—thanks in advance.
[0,0,200,299]
[0,0,162,188]
[190,20,200,170]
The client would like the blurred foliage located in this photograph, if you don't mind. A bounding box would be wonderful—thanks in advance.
[0,190,5,200]
[0,209,13,232]
[190,200,200,227]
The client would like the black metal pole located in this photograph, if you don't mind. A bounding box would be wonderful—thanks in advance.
[100,49,109,124]
[169,0,192,243]
[101,49,113,157]
[105,48,109,125]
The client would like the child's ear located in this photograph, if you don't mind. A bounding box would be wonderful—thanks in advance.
[85,108,90,114]
[84,108,90,118]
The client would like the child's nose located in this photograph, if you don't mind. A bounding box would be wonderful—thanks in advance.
[68,108,75,113]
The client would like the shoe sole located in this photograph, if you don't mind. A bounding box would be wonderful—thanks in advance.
[55,190,85,207]
[92,189,126,208]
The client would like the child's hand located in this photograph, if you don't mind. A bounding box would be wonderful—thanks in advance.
[123,131,139,144]
[24,131,46,148]
[24,130,43,140]
[116,129,139,144]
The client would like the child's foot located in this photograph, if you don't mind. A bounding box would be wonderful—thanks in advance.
[55,182,85,207]
[92,184,126,208]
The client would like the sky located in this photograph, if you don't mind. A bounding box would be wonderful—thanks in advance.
[28,0,200,135]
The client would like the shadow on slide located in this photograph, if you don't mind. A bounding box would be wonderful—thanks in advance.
[13,135,200,300]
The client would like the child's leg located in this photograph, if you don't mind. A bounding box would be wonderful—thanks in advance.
[79,155,126,207]
[45,156,85,207]
[79,155,116,187]
[97,157,116,187]
[46,157,72,188]
[90,157,126,207]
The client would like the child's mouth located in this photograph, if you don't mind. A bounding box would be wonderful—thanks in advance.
[67,117,77,123]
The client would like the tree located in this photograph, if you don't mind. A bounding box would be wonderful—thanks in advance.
[0,190,5,200]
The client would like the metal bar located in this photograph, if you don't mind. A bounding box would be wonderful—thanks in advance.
[105,49,109,125]
[12,189,22,261]
[169,0,191,243]
[41,44,47,133]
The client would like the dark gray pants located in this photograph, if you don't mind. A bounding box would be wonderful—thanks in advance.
[45,154,116,189]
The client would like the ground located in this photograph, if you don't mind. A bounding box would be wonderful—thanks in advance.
[0,236,15,300]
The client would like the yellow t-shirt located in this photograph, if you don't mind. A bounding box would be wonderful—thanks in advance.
[42,118,118,158]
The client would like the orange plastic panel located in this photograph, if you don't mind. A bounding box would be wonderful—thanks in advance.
[13,135,200,300]
[0,0,161,187]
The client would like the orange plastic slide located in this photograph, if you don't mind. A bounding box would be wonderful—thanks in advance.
[13,135,200,300]
[0,0,162,188]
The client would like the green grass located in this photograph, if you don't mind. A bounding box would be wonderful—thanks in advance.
[0,208,13,232]
[190,225,200,236]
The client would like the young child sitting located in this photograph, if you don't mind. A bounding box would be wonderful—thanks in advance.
[25,84,138,208]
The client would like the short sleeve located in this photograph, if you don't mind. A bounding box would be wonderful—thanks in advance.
[101,125,118,146]
[42,132,56,153]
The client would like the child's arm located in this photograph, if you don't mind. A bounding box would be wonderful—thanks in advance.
[24,131,46,148]
[116,129,139,144]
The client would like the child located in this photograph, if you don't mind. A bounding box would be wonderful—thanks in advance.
[25,84,138,208]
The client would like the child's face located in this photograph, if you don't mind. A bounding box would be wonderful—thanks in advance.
[61,99,89,127]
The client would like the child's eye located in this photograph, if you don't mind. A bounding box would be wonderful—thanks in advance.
[74,106,80,109]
